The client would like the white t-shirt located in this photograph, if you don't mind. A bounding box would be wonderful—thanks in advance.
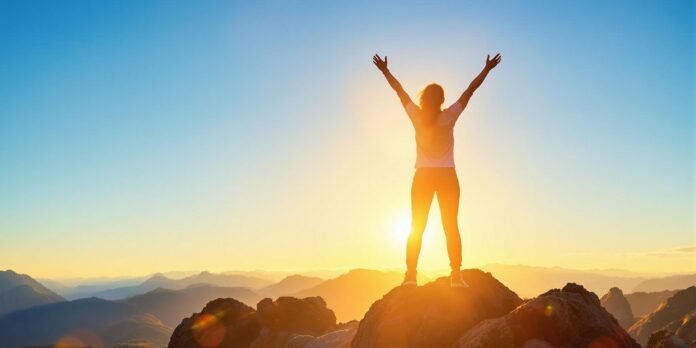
[404,101,464,168]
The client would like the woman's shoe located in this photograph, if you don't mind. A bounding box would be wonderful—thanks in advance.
[450,270,469,288]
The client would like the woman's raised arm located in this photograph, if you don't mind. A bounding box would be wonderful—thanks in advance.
[457,53,502,109]
[373,54,412,107]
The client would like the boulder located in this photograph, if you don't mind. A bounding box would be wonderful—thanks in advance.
[168,298,261,348]
[287,322,359,348]
[601,287,635,328]
[351,269,522,348]
[256,296,336,336]
[646,330,692,348]
[455,283,640,348]
[169,296,338,348]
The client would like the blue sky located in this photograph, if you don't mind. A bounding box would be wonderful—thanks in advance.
[0,0,693,277]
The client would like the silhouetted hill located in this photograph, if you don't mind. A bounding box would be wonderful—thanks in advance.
[121,285,262,327]
[293,269,404,322]
[628,286,696,346]
[633,274,696,292]
[258,275,324,299]
[625,290,677,318]
[0,270,63,316]
[94,271,272,300]
[600,287,635,329]
[480,264,648,298]
[0,297,171,348]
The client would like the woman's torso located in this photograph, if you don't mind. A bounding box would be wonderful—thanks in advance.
[404,102,464,168]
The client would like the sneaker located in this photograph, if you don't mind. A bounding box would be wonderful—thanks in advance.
[401,271,417,286]
[450,270,469,288]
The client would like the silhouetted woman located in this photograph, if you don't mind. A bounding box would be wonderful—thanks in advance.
[373,53,501,287]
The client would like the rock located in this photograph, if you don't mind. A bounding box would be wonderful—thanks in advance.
[288,322,358,348]
[351,269,522,348]
[168,298,261,348]
[646,330,692,348]
[629,286,696,346]
[248,296,337,348]
[256,296,336,336]
[601,287,636,328]
[675,313,696,343]
[169,296,338,348]
[455,283,640,348]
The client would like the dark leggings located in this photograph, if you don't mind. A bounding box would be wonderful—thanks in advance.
[407,167,462,272]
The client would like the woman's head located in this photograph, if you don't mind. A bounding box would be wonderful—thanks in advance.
[419,83,445,111]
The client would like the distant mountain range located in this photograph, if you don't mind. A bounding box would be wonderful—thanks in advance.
[40,264,693,303]
[85,271,273,300]
[121,285,262,327]
[478,263,693,298]
[294,269,406,322]
[258,274,324,299]
[633,273,696,292]
[1,266,694,347]
[0,270,64,316]
[0,297,171,348]
[43,276,147,300]
[0,270,327,346]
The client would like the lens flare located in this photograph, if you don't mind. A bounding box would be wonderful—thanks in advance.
[589,336,620,348]
[55,330,103,348]
[543,304,553,317]
[193,313,226,348]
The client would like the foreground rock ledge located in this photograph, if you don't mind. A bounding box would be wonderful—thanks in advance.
[455,283,641,348]
[351,269,523,348]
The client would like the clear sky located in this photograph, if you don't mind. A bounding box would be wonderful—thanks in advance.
[0,0,693,278]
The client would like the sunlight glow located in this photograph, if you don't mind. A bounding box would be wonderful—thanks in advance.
[391,210,411,244]
[193,313,226,348]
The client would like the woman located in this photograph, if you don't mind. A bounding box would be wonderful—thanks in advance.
[373,53,501,287]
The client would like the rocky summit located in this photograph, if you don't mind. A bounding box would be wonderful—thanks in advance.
[168,269,653,348]
[351,269,522,348]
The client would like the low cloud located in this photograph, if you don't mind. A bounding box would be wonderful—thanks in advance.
[647,245,696,258]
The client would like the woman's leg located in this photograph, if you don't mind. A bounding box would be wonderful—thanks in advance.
[406,169,436,274]
[437,169,462,272]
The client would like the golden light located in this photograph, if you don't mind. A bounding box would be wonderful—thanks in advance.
[390,210,411,244]
[543,304,553,317]
[55,330,103,348]
[54,336,85,348]
[589,336,620,348]
[192,313,226,348]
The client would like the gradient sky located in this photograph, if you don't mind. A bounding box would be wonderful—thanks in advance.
[0,0,693,278]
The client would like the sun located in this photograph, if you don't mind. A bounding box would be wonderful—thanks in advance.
[391,210,412,244]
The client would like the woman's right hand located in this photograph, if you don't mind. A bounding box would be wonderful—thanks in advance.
[485,53,502,71]
[373,54,388,72]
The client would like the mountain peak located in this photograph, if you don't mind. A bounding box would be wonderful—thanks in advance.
[600,286,635,328]
[0,269,64,316]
